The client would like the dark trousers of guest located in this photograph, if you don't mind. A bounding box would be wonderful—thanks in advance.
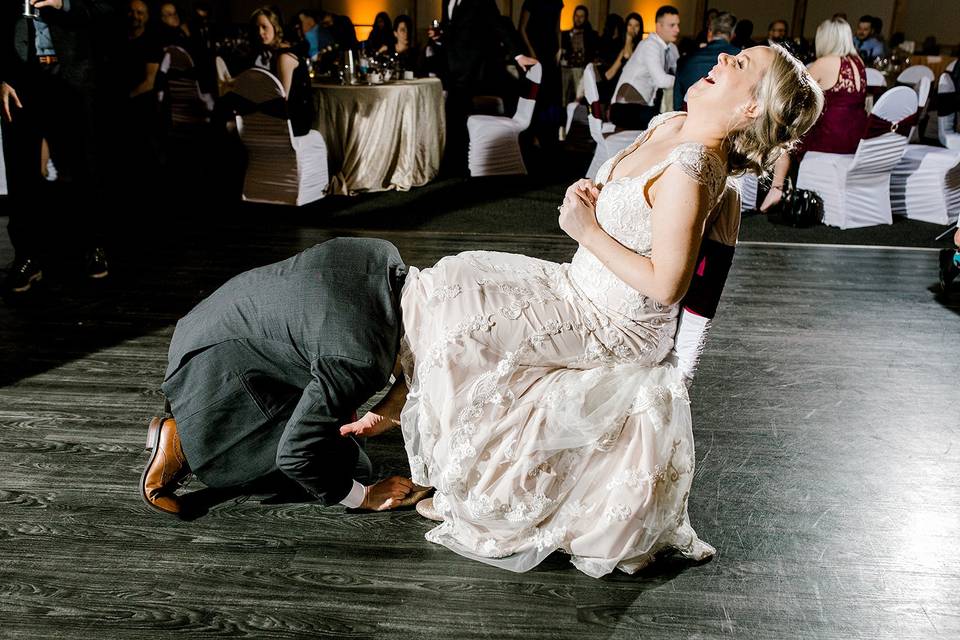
[441,86,473,177]
[1,62,110,260]
[608,103,660,131]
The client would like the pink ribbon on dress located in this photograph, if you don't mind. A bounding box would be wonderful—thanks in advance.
[862,111,919,139]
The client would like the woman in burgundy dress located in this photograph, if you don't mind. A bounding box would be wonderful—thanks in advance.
[760,18,866,211]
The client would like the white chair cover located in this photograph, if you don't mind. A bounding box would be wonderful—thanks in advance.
[582,63,642,179]
[231,68,328,206]
[866,68,887,87]
[909,76,932,142]
[466,63,542,176]
[730,173,759,213]
[564,100,578,135]
[215,56,232,97]
[937,73,960,150]
[890,145,960,225]
[663,185,740,385]
[157,45,214,129]
[897,65,935,87]
[797,86,917,229]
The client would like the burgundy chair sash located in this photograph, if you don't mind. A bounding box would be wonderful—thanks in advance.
[520,76,539,101]
[681,238,735,319]
[862,111,919,139]
[939,91,959,117]
[217,92,289,119]
[590,100,604,120]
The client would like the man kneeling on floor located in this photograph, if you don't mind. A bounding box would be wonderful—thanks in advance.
[139,238,422,516]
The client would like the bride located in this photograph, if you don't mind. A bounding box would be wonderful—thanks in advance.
[343,45,823,577]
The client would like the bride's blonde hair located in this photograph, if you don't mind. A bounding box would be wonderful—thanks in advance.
[727,44,824,175]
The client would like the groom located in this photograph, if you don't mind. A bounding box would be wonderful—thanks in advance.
[140,238,416,516]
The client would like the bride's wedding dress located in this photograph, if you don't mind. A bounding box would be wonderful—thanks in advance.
[399,112,738,577]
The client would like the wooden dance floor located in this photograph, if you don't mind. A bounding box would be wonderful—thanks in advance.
[1,224,958,639]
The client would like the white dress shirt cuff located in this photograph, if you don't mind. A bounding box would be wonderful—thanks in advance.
[339,480,366,508]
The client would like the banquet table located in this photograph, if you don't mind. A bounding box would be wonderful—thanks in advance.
[312,78,445,195]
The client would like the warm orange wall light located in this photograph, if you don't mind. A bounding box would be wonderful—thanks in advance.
[348,0,382,42]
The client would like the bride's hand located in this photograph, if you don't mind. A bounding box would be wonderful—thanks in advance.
[558,181,601,243]
[569,178,601,207]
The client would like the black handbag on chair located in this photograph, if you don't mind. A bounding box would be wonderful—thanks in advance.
[768,178,824,228]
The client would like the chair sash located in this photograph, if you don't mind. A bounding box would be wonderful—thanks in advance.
[863,111,919,139]
[681,238,735,319]
[520,76,539,101]
[219,92,289,119]
[939,92,959,117]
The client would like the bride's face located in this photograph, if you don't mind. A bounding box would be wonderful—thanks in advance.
[686,46,775,126]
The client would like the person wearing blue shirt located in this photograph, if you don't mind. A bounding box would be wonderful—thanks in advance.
[297,9,334,58]
[673,12,739,110]
[854,15,885,62]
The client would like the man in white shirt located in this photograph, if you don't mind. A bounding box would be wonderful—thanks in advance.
[610,5,680,130]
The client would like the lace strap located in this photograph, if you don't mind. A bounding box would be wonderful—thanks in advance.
[644,143,727,206]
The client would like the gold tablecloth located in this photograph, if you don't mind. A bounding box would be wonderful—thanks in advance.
[312,78,445,195]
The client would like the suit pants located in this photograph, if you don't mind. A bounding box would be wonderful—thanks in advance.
[161,340,372,492]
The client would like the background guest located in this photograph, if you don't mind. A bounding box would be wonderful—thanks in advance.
[854,15,885,63]
[367,11,395,55]
[391,14,420,74]
[248,7,313,136]
[561,5,599,69]
[767,19,788,46]
[1,0,119,294]
[610,5,679,130]
[599,12,642,103]
[427,0,536,176]
[673,12,738,110]
[298,9,334,59]
[760,18,866,212]
[731,19,754,49]
[158,2,189,47]
[320,11,358,51]
[519,0,563,146]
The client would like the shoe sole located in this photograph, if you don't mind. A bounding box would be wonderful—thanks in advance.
[10,270,42,293]
[139,417,181,516]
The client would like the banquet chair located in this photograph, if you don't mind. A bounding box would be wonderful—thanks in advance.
[936,72,960,150]
[582,63,643,180]
[215,56,232,97]
[909,76,932,142]
[228,68,328,206]
[730,173,759,213]
[466,63,541,176]
[663,184,740,387]
[891,76,960,225]
[157,45,215,131]
[897,65,935,89]
[564,100,579,136]
[797,86,917,229]
[865,68,887,113]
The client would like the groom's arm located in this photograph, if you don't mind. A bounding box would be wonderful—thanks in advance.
[275,355,377,506]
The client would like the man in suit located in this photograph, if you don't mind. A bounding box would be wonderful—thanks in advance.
[140,238,418,516]
[0,0,118,295]
[673,12,739,110]
[427,0,537,175]
[610,5,680,130]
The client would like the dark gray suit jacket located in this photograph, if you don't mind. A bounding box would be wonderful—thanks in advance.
[161,238,406,505]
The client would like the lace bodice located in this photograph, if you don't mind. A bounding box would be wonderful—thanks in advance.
[569,112,727,324]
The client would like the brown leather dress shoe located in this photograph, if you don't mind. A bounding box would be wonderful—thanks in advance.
[140,417,191,515]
